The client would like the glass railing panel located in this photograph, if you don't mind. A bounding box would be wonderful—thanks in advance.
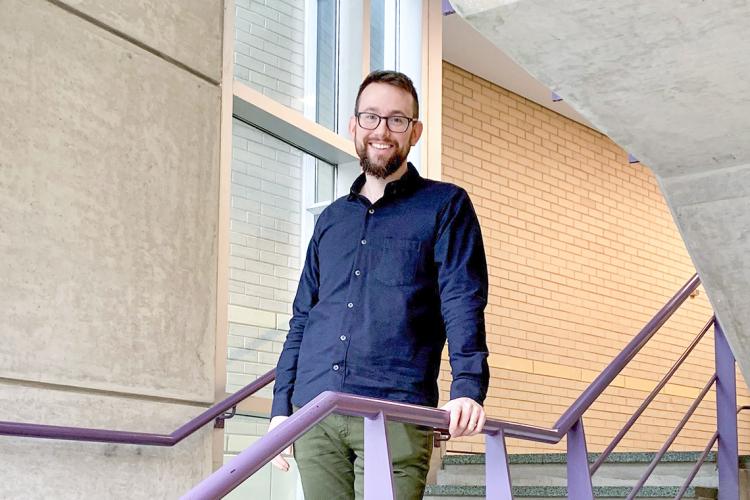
[223,414,303,500]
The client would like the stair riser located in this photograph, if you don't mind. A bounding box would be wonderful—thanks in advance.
[422,495,711,500]
[438,461,717,488]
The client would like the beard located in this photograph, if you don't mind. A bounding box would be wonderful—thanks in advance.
[356,141,410,179]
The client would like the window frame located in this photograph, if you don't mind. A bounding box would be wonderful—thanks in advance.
[213,0,443,471]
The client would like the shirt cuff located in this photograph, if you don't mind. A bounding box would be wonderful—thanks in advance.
[450,378,486,405]
[270,396,293,418]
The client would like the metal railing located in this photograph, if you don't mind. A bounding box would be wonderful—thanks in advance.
[2,274,741,499]
[184,273,741,499]
[0,370,276,446]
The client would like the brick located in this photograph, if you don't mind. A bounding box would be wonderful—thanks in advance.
[229,292,259,309]
[228,305,276,328]
[227,347,258,363]
[232,196,260,214]
[229,268,261,285]
[230,244,260,260]
[258,297,289,314]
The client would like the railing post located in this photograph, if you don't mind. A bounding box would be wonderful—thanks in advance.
[567,419,594,500]
[485,428,513,499]
[715,321,739,500]
[363,412,395,500]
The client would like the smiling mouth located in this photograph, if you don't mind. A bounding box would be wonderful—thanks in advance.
[369,142,393,151]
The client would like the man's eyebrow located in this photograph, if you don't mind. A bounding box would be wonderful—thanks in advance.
[360,106,411,116]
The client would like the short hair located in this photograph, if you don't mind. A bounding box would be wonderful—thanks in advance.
[354,70,419,118]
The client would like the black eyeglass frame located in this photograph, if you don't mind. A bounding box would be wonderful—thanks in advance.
[355,112,417,133]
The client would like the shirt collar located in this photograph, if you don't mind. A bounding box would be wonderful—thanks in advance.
[347,162,422,201]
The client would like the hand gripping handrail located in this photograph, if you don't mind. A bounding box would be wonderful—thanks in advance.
[182,390,560,499]
[0,369,276,446]
[185,274,705,498]
[0,274,710,499]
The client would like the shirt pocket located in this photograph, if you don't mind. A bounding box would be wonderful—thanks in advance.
[373,238,421,286]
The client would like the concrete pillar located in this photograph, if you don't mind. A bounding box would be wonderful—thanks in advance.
[0,0,223,497]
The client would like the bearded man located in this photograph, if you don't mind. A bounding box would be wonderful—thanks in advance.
[267,70,490,500]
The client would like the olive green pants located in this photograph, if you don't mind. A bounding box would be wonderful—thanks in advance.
[293,412,433,500]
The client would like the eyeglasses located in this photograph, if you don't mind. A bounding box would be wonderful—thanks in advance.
[355,112,416,133]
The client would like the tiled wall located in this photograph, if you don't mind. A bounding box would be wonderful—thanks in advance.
[234,0,305,112]
[227,120,302,397]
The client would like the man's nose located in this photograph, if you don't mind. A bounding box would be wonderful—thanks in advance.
[374,118,391,135]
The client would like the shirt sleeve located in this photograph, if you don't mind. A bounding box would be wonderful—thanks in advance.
[270,230,320,417]
[434,188,490,405]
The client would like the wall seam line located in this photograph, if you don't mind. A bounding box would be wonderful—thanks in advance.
[0,376,210,408]
[46,0,220,86]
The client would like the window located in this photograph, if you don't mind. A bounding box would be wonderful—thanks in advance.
[219,0,441,489]
[227,120,305,396]
[370,0,385,71]
[315,0,337,130]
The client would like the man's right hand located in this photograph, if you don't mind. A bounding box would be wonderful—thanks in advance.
[268,415,293,471]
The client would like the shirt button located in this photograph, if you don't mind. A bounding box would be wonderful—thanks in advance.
[361,239,367,245]
[368,208,375,214]
[347,302,354,308]
[354,269,361,276]
[340,335,347,341]
[333,364,340,371]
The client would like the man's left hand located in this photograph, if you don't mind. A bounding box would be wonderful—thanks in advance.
[440,398,486,438]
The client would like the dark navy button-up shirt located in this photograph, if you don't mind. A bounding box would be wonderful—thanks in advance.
[271,163,490,417]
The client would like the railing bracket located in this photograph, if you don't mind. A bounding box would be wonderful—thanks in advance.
[433,430,451,447]
[214,406,237,429]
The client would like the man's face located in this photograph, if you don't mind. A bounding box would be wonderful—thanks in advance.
[349,82,423,179]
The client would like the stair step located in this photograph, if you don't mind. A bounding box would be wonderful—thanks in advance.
[442,451,718,465]
[438,452,720,489]
[424,484,705,499]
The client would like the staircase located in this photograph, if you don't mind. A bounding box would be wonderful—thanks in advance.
[424,452,750,499]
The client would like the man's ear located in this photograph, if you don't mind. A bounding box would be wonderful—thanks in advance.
[410,120,424,145]
[348,115,357,138]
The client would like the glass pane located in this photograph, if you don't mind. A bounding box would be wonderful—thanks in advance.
[369,0,385,71]
[314,160,336,203]
[227,119,304,396]
[234,1,306,112]
[316,0,337,130]
[223,414,302,500]
[234,0,340,131]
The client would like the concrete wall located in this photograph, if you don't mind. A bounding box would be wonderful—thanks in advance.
[0,0,222,497]
[440,62,750,454]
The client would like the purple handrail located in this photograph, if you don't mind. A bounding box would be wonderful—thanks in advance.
[2,273,724,499]
[626,374,717,500]
[184,274,708,497]
[554,273,701,433]
[676,403,748,500]
[0,369,276,446]
[182,390,559,499]
[675,431,718,500]
[590,315,715,474]
[3,276,700,448]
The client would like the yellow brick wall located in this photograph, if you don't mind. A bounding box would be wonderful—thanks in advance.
[439,62,750,455]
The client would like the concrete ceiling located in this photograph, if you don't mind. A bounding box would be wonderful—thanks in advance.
[449,0,750,386]
[442,13,592,127]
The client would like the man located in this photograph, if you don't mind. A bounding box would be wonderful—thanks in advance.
[268,70,489,499]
